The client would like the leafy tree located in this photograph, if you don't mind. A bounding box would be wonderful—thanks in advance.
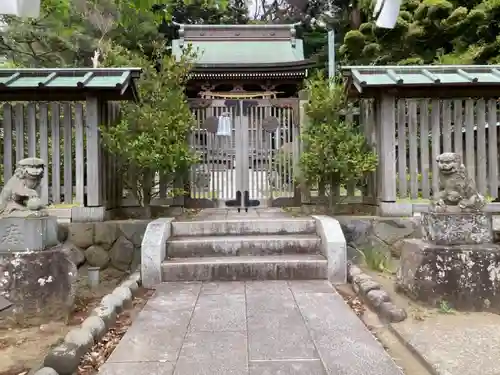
[337,0,500,65]
[0,0,236,68]
[157,0,249,44]
[101,42,198,215]
[300,72,378,209]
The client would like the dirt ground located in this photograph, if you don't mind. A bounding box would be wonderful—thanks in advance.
[0,266,128,375]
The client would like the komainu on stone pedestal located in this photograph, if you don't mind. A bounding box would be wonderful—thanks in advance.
[0,157,47,218]
[396,152,500,311]
[430,152,486,213]
[0,157,58,251]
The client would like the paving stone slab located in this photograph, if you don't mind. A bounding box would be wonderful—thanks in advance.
[245,280,290,295]
[154,281,202,297]
[293,291,404,375]
[98,362,175,375]
[287,280,336,294]
[201,281,245,295]
[174,331,248,375]
[246,284,318,360]
[249,360,327,375]
[101,280,404,375]
[107,284,199,363]
[189,294,246,332]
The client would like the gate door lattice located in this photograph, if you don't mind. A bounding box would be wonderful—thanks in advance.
[188,98,300,209]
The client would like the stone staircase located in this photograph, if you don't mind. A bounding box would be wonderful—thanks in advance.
[160,217,329,282]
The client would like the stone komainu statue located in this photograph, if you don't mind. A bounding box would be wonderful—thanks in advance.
[0,157,46,217]
[431,152,486,212]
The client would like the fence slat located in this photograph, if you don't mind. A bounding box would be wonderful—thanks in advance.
[3,104,13,182]
[419,99,430,198]
[15,104,24,162]
[397,99,407,198]
[408,101,419,199]
[63,103,73,203]
[100,103,107,206]
[363,100,377,199]
[51,103,61,204]
[377,95,397,201]
[453,99,463,156]
[488,99,498,199]
[464,99,475,182]
[39,104,49,205]
[431,99,441,196]
[85,97,102,206]
[442,100,452,152]
[476,99,487,195]
[75,104,85,206]
[27,103,37,157]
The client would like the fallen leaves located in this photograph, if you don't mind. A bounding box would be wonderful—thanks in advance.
[336,286,366,317]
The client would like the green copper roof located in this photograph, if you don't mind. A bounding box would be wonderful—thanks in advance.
[172,39,307,66]
[342,65,500,91]
[0,68,142,101]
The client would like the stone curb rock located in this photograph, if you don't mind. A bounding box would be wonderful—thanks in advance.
[33,368,59,375]
[120,279,139,295]
[41,271,143,375]
[44,342,81,375]
[90,304,117,330]
[128,270,141,285]
[64,328,94,358]
[347,263,407,323]
[112,286,133,309]
[81,315,107,341]
[101,293,125,314]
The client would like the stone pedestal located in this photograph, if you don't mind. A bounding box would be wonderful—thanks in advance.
[0,246,77,325]
[0,216,59,251]
[396,239,500,310]
[421,211,493,245]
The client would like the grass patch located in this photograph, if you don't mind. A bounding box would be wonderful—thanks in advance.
[357,246,393,273]
[438,300,456,314]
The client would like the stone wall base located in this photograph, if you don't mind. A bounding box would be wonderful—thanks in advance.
[397,239,500,311]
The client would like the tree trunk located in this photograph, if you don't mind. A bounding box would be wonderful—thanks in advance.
[141,169,154,219]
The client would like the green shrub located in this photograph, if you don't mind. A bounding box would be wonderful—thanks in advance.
[299,72,378,209]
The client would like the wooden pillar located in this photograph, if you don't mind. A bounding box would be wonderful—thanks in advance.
[376,94,397,202]
[99,101,108,208]
[298,89,310,204]
[85,96,103,207]
[360,99,377,204]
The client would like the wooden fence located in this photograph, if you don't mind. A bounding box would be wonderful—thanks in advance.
[4,97,497,214]
[358,98,500,201]
[0,101,122,208]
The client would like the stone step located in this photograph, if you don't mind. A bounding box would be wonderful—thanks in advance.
[161,254,328,282]
[167,234,321,258]
[171,218,316,237]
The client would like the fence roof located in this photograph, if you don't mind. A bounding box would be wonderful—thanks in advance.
[342,65,500,98]
[0,68,142,101]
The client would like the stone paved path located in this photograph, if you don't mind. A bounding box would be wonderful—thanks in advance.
[98,280,403,375]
